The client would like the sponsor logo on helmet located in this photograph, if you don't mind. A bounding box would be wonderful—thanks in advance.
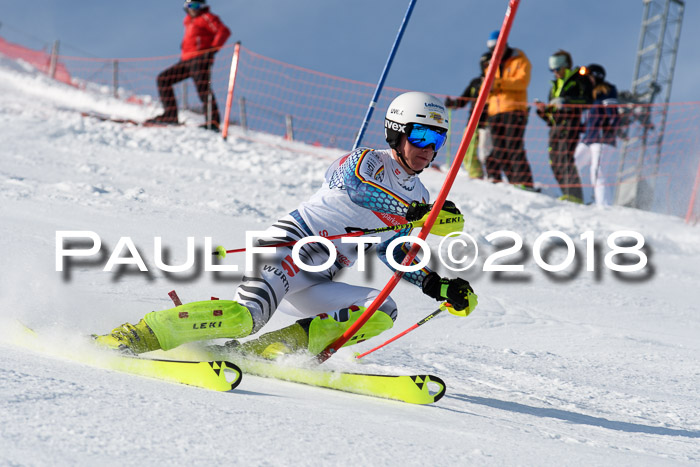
[385,120,407,133]
[389,108,404,116]
[424,102,445,112]
[428,112,444,124]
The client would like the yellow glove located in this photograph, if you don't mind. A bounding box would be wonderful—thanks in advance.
[422,272,478,316]
[406,201,464,236]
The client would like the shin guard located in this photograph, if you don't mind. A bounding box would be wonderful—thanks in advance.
[306,306,394,355]
[144,300,254,351]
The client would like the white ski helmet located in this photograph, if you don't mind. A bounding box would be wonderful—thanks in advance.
[384,91,449,151]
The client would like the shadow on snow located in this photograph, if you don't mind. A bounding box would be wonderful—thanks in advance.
[446,393,700,439]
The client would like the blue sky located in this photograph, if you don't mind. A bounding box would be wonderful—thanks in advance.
[2,1,698,103]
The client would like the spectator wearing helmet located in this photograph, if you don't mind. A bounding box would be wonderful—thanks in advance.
[574,64,620,206]
[145,1,231,130]
[95,92,478,359]
[444,51,492,179]
[479,30,535,188]
[536,50,593,203]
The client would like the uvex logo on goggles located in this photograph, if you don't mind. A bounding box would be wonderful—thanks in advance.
[385,120,407,133]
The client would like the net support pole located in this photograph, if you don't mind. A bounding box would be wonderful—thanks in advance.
[222,41,242,141]
[317,0,521,364]
[352,0,417,150]
[48,40,60,79]
[686,154,700,223]
[113,60,119,99]
[239,97,247,130]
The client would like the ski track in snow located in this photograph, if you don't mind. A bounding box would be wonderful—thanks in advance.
[0,57,699,465]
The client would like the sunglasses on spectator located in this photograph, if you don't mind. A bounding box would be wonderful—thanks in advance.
[407,124,447,151]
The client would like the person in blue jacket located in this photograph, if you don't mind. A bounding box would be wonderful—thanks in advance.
[574,64,620,206]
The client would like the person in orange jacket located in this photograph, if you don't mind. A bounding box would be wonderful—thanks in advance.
[483,30,534,188]
[146,0,231,130]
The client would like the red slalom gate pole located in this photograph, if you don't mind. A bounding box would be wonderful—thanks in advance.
[222,41,241,141]
[316,0,521,363]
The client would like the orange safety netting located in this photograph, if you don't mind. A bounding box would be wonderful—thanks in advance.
[0,36,72,85]
[2,36,699,221]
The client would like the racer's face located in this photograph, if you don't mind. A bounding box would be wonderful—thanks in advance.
[395,134,434,174]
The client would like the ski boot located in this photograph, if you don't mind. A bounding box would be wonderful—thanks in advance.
[198,121,220,132]
[94,300,254,354]
[558,194,583,204]
[93,319,160,354]
[144,113,179,126]
[234,305,394,360]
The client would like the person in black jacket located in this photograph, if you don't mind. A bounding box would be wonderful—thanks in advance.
[536,50,592,203]
[445,52,492,178]
[574,64,620,206]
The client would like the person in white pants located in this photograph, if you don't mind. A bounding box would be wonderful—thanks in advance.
[574,64,620,206]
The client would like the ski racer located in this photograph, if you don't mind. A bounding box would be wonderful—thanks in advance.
[96,91,478,359]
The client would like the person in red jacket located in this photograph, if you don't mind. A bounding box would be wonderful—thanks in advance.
[146,0,231,130]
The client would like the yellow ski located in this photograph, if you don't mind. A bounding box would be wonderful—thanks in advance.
[164,345,446,405]
[100,357,242,392]
[13,323,242,391]
[235,358,446,405]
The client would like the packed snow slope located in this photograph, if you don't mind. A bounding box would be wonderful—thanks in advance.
[0,57,699,466]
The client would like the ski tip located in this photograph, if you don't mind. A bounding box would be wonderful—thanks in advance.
[224,361,244,391]
[406,374,447,404]
[15,320,36,333]
[428,374,447,403]
[208,360,243,391]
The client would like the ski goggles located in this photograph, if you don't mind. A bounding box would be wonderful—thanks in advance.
[407,123,447,151]
[548,54,568,72]
[184,1,206,11]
